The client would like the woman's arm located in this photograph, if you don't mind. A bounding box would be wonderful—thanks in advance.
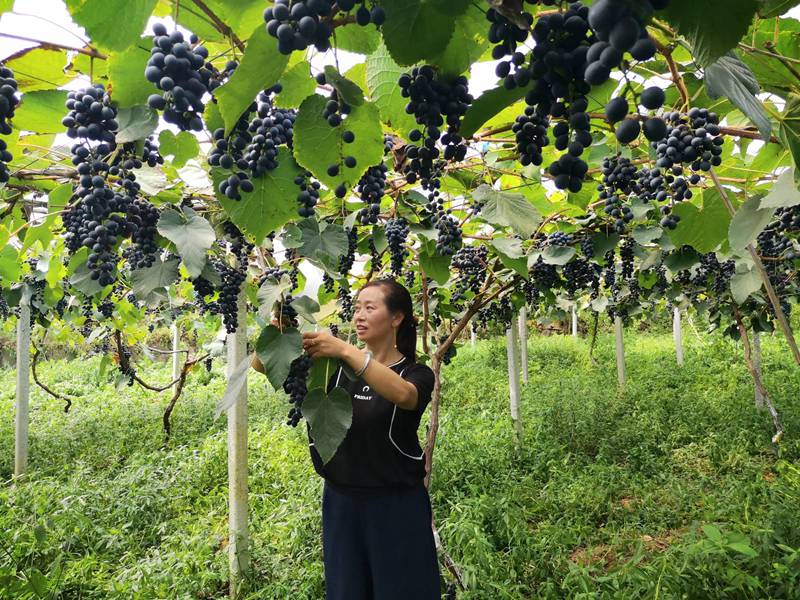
[303,332,419,411]
[341,345,419,410]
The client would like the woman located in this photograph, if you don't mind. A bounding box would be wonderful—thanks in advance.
[255,278,441,599]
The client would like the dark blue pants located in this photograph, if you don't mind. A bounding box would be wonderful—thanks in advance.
[322,482,441,600]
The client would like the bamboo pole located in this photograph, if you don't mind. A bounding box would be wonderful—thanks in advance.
[614,316,626,387]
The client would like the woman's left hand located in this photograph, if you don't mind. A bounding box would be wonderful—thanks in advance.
[302,331,349,360]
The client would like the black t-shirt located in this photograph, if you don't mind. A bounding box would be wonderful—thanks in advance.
[307,355,435,494]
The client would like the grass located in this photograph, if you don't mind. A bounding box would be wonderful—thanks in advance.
[1,328,799,599]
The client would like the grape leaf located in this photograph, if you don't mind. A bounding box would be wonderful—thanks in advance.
[6,48,70,92]
[760,168,800,208]
[158,130,200,168]
[323,66,364,107]
[427,3,489,77]
[292,94,383,190]
[758,0,800,17]
[661,0,759,67]
[381,0,471,66]
[274,57,316,109]
[213,25,289,135]
[419,239,452,284]
[130,255,180,297]
[13,90,68,134]
[115,106,158,143]
[333,22,380,54]
[705,52,771,140]
[669,189,731,253]
[255,325,302,391]
[108,39,154,108]
[730,261,762,304]
[365,41,419,136]
[460,85,529,138]
[473,184,542,238]
[303,386,353,464]
[729,195,777,250]
[779,94,800,183]
[156,206,216,278]
[295,218,350,271]
[65,0,157,52]
[212,148,301,243]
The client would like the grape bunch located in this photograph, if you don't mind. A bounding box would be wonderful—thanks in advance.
[522,6,595,191]
[653,109,724,173]
[486,8,533,89]
[585,0,669,86]
[145,24,211,131]
[355,164,387,225]
[385,217,409,276]
[61,85,154,286]
[264,0,385,55]
[338,285,354,321]
[599,155,637,232]
[513,106,550,167]
[63,84,118,148]
[0,65,19,135]
[111,136,164,174]
[620,237,635,280]
[338,227,358,276]
[294,170,321,217]
[283,354,312,426]
[0,65,18,183]
[758,207,800,259]
[692,252,735,295]
[121,198,161,269]
[217,262,247,333]
[208,100,257,201]
[530,256,560,290]
[547,231,573,247]
[451,245,488,303]
[562,258,599,297]
[245,86,297,177]
[604,86,667,144]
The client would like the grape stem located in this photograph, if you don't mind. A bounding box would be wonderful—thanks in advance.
[189,0,245,51]
[652,38,690,110]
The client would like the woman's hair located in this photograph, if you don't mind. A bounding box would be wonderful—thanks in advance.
[357,278,417,362]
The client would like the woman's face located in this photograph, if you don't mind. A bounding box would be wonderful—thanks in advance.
[353,285,401,344]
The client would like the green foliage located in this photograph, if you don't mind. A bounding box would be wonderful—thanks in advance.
[2,332,800,597]
[212,149,302,243]
[380,0,470,66]
[156,207,215,278]
[662,0,760,66]
[107,39,154,108]
[302,386,353,464]
[65,0,158,52]
[292,94,383,190]
[213,25,289,135]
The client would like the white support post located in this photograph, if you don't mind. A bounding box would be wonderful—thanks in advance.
[753,332,765,408]
[506,315,522,443]
[15,304,31,478]
[226,291,249,598]
[614,316,626,387]
[571,305,578,337]
[518,307,528,384]
[171,322,181,381]
[673,307,684,366]
[470,326,476,347]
